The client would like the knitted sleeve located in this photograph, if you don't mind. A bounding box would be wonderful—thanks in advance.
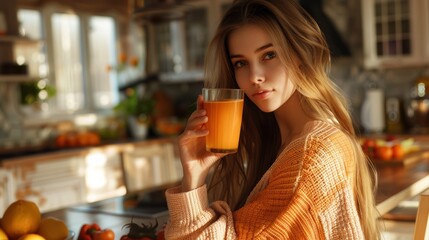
[164,185,237,239]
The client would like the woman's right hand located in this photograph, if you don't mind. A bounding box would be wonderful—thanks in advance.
[178,95,226,192]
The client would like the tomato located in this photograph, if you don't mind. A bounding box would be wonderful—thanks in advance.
[156,230,165,240]
[385,135,397,142]
[376,146,393,161]
[392,144,404,159]
[92,229,115,240]
[78,223,101,240]
[363,138,376,148]
[361,138,377,158]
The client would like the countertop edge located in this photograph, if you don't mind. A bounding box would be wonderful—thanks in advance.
[376,174,429,215]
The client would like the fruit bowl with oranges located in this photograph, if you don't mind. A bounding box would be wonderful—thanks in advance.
[360,136,427,165]
[0,200,69,240]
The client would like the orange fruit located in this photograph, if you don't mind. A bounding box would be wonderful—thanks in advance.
[37,217,68,240]
[392,144,404,159]
[17,234,45,240]
[1,200,41,239]
[376,146,393,161]
[55,134,67,148]
[0,227,8,240]
[87,132,100,146]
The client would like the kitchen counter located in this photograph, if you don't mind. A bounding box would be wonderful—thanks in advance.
[367,134,429,215]
[376,157,429,215]
[43,185,172,238]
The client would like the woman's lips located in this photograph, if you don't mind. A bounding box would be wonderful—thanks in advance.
[252,89,272,100]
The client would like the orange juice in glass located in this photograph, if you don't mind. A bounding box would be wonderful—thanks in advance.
[202,88,244,153]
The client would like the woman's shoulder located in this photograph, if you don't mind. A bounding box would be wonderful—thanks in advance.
[290,120,354,160]
[274,120,354,171]
[301,120,351,146]
[298,120,355,167]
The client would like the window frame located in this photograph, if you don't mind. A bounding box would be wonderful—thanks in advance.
[19,3,122,113]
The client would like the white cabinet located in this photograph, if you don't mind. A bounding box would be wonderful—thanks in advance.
[362,0,429,69]
[121,140,182,193]
[2,155,87,212]
[1,147,126,213]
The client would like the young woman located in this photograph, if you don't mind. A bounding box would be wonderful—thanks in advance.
[164,0,380,239]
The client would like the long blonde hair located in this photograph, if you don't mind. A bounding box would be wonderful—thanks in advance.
[204,0,379,239]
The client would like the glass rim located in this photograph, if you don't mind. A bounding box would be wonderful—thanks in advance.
[202,88,244,100]
[202,88,243,93]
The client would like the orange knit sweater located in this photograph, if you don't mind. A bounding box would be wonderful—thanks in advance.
[165,120,364,239]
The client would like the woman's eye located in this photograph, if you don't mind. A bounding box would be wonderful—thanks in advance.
[263,51,277,60]
[233,60,246,69]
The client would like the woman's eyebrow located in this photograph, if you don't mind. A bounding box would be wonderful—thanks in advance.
[230,43,274,59]
[255,43,273,53]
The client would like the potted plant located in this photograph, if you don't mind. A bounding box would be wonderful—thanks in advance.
[19,80,56,111]
[114,87,155,139]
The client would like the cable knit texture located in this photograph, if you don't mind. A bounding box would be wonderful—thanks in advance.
[165,120,364,239]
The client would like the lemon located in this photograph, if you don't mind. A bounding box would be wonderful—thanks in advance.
[17,234,46,240]
[1,200,41,239]
[37,217,68,240]
[0,227,8,240]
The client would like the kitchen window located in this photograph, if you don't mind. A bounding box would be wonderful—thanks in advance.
[362,0,429,68]
[17,7,122,113]
[16,9,46,79]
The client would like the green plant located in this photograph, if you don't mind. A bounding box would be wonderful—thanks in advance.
[114,88,155,121]
[19,80,56,105]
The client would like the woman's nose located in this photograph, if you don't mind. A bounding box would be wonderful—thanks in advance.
[249,65,265,84]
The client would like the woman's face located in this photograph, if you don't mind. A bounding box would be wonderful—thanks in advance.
[227,24,296,113]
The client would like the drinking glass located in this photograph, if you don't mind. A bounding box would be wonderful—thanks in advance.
[202,88,244,153]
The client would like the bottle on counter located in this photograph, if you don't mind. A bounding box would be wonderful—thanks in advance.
[385,97,404,134]
[360,72,385,134]
[406,75,429,134]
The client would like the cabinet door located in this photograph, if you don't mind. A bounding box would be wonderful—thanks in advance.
[362,0,429,68]
[4,149,126,212]
[83,148,126,202]
[122,141,182,193]
[19,177,85,212]
[7,156,87,212]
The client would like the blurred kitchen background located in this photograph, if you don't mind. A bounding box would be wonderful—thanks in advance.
[0,0,429,214]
